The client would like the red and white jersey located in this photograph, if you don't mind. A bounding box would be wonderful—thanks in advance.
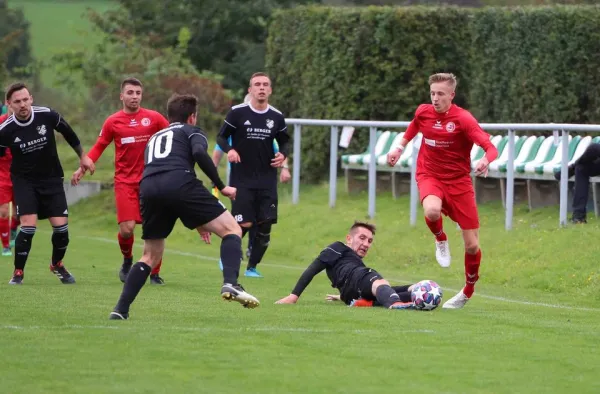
[88,107,169,185]
[0,114,12,186]
[404,104,497,180]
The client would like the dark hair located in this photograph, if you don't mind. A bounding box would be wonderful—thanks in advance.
[249,72,271,86]
[167,93,198,123]
[5,82,28,102]
[350,221,376,236]
[121,77,143,91]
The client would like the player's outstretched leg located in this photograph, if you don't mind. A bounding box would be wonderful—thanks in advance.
[372,280,414,310]
[444,235,481,309]
[220,233,259,308]
[118,232,134,283]
[9,225,36,285]
[49,224,75,284]
[245,222,270,278]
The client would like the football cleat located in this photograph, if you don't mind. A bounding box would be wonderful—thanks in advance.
[442,289,470,309]
[8,269,23,285]
[109,311,129,320]
[221,283,259,308]
[349,298,374,307]
[435,240,451,268]
[149,274,165,285]
[244,267,263,278]
[2,247,12,257]
[389,301,415,310]
[50,262,76,284]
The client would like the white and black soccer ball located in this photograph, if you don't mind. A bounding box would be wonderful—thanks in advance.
[411,280,443,311]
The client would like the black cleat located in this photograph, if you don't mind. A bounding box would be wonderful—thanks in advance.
[8,269,23,285]
[119,261,132,283]
[570,216,587,224]
[149,274,165,285]
[221,283,260,308]
[50,262,76,284]
[109,311,128,320]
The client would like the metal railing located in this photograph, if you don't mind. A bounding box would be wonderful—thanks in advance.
[285,119,600,230]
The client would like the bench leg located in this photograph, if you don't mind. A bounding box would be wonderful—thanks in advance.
[474,176,502,204]
[500,178,528,209]
[527,180,560,210]
[345,168,367,194]
[392,172,411,199]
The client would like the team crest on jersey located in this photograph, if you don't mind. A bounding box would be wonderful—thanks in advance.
[37,125,47,135]
[266,119,274,129]
[446,122,456,132]
[141,118,151,126]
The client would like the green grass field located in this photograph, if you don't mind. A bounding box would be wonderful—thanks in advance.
[14,0,116,88]
[1,177,599,393]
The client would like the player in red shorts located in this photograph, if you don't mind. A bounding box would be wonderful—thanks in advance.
[71,78,169,284]
[0,109,19,256]
[387,73,498,309]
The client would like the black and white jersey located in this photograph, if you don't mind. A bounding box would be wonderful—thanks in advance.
[0,106,81,180]
[217,103,290,189]
[143,122,226,189]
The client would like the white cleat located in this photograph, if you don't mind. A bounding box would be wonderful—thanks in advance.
[442,289,470,309]
[435,240,451,267]
[221,283,260,309]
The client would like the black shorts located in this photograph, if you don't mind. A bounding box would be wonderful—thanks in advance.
[231,187,278,225]
[140,173,227,240]
[12,176,68,220]
[340,267,384,304]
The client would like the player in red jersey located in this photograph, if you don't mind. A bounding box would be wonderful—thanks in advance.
[387,73,498,309]
[71,78,169,284]
[0,108,19,256]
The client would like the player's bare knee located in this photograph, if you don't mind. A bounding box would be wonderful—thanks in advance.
[119,221,135,238]
[424,208,441,221]
[465,243,479,255]
[371,279,389,291]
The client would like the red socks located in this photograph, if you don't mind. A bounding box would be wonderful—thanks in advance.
[118,233,134,259]
[0,217,9,248]
[151,260,162,275]
[463,249,481,298]
[10,216,19,231]
[425,216,447,242]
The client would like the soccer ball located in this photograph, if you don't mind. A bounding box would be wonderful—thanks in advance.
[411,280,443,311]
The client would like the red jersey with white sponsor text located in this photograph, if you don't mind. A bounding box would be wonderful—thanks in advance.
[403,104,497,180]
[0,114,12,186]
[88,108,169,185]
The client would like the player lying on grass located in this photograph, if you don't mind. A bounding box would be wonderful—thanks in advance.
[275,221,414,309]
[324,284,415,307]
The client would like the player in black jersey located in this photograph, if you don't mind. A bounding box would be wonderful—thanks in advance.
[216,72,290,278]
[0,82,95,285]
[109,93,260,320]
[275,221,415,309]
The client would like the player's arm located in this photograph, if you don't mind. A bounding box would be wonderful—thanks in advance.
[464,115,498,163]
[52,110,96,175]
[212,144,224,167]
[87,118,115,163]
[394,105,426,153]
[274,120,290,158]
[216,110,236,153]
[189,132,227,191]
[275,258,327,304]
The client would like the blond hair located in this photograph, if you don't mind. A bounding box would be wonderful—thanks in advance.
[428,73,457,90]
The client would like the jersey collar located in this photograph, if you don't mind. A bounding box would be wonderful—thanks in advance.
[248,102,269,114]
[13,110,34,127]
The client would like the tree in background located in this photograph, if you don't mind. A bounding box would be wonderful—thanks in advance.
[0,0,33,87]
[88,0,318,100]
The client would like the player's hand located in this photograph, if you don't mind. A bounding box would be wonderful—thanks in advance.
[71,168,85,186]
[271,152,286,168]
[227,149,241,163]
[325,294,341,302]
[220,186,237,200]
[280,168,291,183]
[474,157,490,177]
[80,155,95,175]
[199,231,211,244]
[275,294,299,304]
[386,148,403,167]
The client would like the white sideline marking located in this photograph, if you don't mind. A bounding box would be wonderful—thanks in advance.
[72,234,600,313]
[0,325,434,334]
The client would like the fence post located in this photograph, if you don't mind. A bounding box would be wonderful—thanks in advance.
[505,129,515,230]
[329,126,339,208]
[292,124,301,205]
[368,126,377,218]
[559,129,569,227]
[410,134,420,226]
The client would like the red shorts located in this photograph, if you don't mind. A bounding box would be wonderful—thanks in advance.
[0,183,13,205]
[417,175,479,230]
[115,183,142,224]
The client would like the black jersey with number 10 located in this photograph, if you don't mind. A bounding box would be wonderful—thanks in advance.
[142,122,209,180]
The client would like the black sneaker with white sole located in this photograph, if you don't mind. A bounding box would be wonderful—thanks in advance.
[50,262,76,284]
[221,283,260,308]
[109,311,129,320]
[119,260,133,283]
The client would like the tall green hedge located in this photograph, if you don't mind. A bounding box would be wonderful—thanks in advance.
[266,5,600,182]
